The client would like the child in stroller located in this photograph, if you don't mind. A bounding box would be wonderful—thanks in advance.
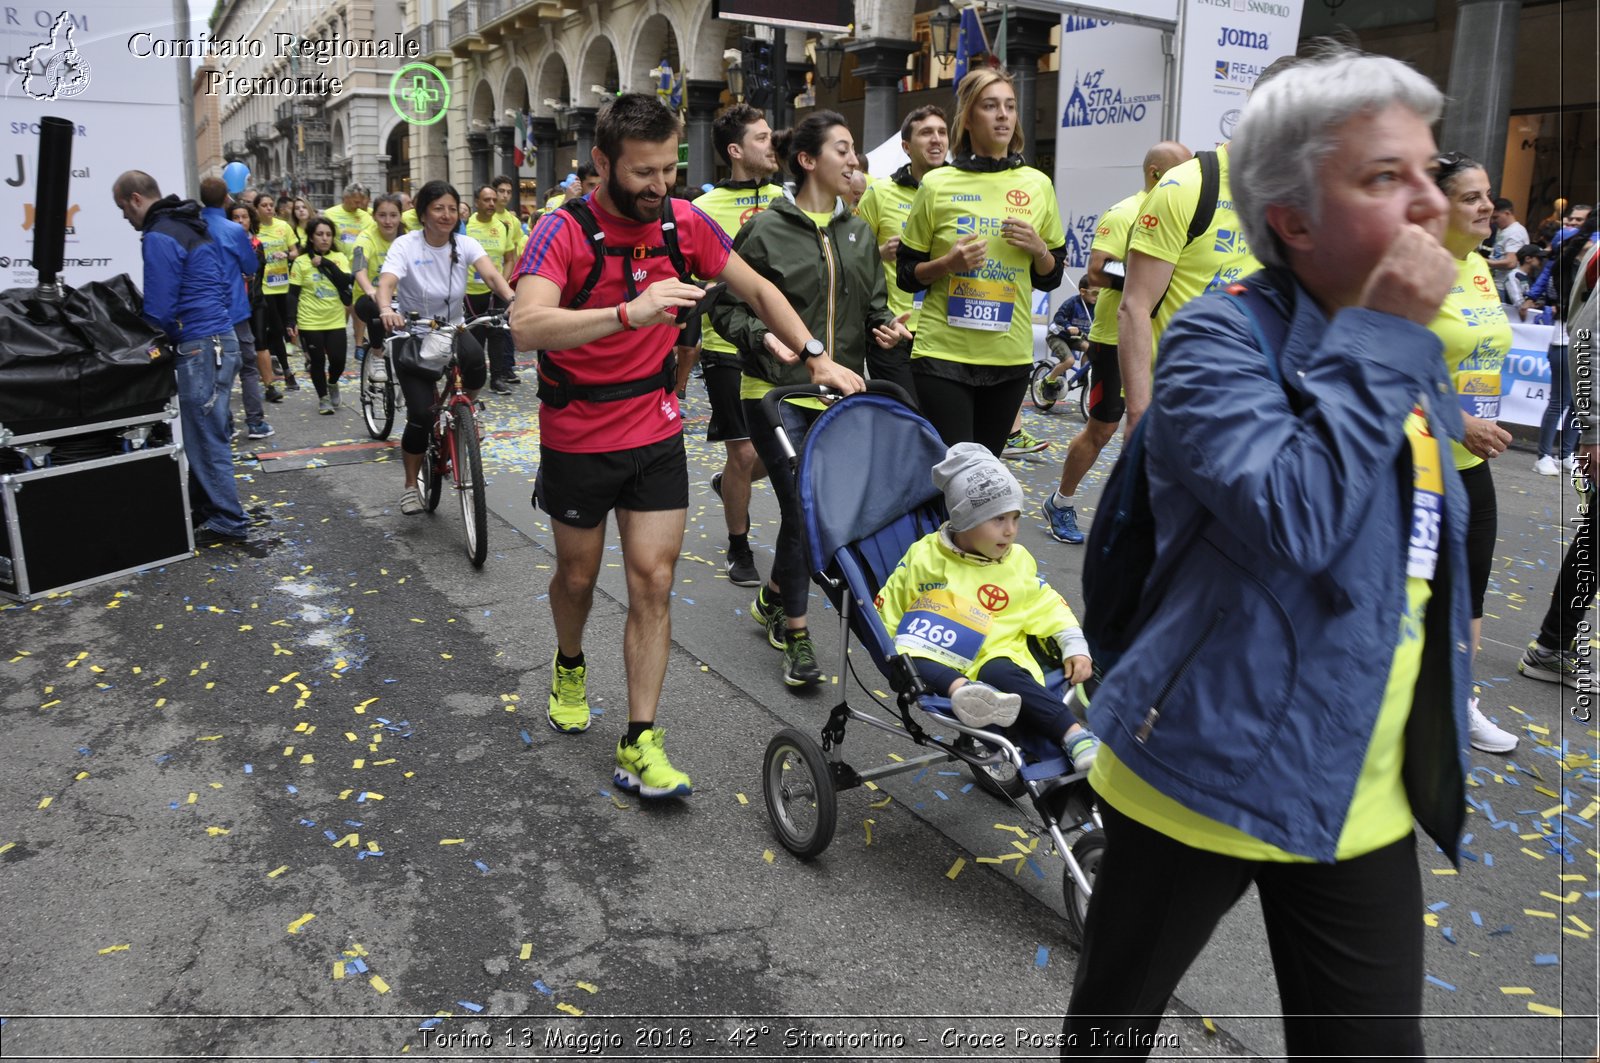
[875,442,1101,772]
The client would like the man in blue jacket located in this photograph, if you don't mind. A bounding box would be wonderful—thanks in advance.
[198,176,271,441]
[113,170,248,544]
[1063,47,1471,1058]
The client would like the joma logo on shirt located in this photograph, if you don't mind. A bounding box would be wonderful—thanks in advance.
[949,194,982,203]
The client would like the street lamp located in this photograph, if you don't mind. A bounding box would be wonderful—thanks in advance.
[929,1,959,65]
[724,49,745,100]
[814,36,844,89]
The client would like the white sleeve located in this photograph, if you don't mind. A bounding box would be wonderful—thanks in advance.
[456,235,488,263]
[383,232,413,283]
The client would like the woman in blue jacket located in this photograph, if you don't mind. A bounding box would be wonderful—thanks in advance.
[1064,46,1472,1059]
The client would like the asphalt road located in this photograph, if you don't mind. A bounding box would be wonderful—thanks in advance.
[1,356,1596,1061]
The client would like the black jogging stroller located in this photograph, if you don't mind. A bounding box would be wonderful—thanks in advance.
[754,381,1103,939]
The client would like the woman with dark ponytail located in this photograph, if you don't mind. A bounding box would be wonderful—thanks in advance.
[374,180,517,516]
[712,109,911,689]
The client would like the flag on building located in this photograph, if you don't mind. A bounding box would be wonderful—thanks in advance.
[952,6,988,88]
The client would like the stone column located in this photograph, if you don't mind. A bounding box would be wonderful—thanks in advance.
[684,79,725,190]
[467,130,490,191]
[493,124,518,207]
[844,38,920,154]
[530,116,557,201]
[981,9,1059,164]
[568,107,599,169]
[1440,0,1521,190]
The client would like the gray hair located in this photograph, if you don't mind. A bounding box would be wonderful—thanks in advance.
[342,181,369,198]
[1233,45,1443,269]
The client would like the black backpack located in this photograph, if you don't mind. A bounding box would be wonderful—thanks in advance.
[1081,270,1291,672]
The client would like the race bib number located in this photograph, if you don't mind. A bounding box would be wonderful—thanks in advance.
[894,589,992,671]
[912,289,926,309]
[1406,408,1443,580]
[946,275,1015,332]
[264,256,289,287]
[1456,369,1501,420]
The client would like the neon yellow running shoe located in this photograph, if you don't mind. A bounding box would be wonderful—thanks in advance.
[547,655,591,733]
[613,728,693,799]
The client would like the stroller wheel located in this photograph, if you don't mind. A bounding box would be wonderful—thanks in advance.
[1062,829,1106,945]
[763,728,838,860]
[956,735,1028,800]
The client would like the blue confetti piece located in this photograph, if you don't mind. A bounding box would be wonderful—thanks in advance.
[458,1000,484,1013]
[323,829,338,841]
[936,770,962,776]
[1027,858,1045,880]
[356,850,384,859]
[1441,927,1456,944]
[1460,832,1473,845]
[1424,975,1456,991]
[344,820,363,827]
[349,958,368,974]
[1533,953,1559,966]
[169,802,179,810]
[299,818,316,827]
[383,678,397,684]
[960,782,974,794]
[598,788,611,798]
[286,785,298,794]
[1471,910,1483,925]
[1489,924,1513,936]
[474,860,490,874]
[419,1017,443,1030]
[243,764,253,774]
[1460,850,1478,862]
[533,979,554,996]
[1034,945,1049,968]
[519,729,533,747]
[934,789,949,801]
[1427,901,1449,912]
[1483,852,1494,867]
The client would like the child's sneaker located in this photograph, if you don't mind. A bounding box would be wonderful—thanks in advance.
[1064,729,1101,772]
[950,682,1022,728]
[752,587,786,650]
[547,654,591,733]
[613,728,692,798]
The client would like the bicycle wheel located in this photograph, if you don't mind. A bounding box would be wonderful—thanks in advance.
[359,351,394,440]
[1028,361,1059,412]
[424,427,444,513]
[452,402,488,567]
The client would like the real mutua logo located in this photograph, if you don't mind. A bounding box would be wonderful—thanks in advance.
[1061,69,1160,129]
[1214,59,1265,87]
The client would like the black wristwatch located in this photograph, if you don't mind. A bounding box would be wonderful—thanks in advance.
[800,339,826,362]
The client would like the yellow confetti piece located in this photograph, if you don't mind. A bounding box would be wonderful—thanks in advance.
[333,833,360,848]
[576,981,598,994]
[352,759,365,769]
[363,792,385,801]
[0,842,14,856]
[1541,804,1568,818]
[439,838,465,845]
[864,819,874,846]
[1561,927,1590,938]
[205,826,230,836]
[73,771,89,781]
[1527,723,1551,736]
[97,944,130,954]
[1500,986,1534,995]
[610,795,629,810]
[1202,1017,1217,1035]
[993,823,1029,838]
[762,849,775,863]
[1540,890,1581,904]
[299,754,314,765]
[556,1003,583,1016]
[1572,916,1594,932]
[37,796,52,809]
[1423,912,1440,927]
[886,752,904,762]
[1521,848,1547,860]
[39,699,60,709]
[1534,785,1560,799]
[946,857,966,880]
[366,840,380,852]
[1523,909,1557,919]
[370,975,390,994]
[1559,874,1587,882]
[267,865,288,879]
[519,943,532,961]
[1526,1002,1562,1016]
[332,961,346,980]
[1430,868,1457,876]
[286,913,316,934]
[1580,801,1600,821]
[735,793,748,805]
[870,796,893,809]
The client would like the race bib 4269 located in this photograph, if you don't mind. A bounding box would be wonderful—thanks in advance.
[894,589,992,671]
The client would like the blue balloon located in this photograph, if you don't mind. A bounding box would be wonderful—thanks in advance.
[223,161,250,195]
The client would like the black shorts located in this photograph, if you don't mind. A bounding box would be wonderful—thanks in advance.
[703,362,749,442]
[534,433,689,528]
[1085,340,1125,424]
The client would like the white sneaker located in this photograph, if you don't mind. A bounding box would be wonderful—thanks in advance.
[949,682,1022,728]
[370,358,388,383]
[1563,455,1578,472]
[1466,696,1517,754]
[399,486,424,515]
[1535,455,1560,476]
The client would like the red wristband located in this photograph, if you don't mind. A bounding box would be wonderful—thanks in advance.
[616,301,634,331]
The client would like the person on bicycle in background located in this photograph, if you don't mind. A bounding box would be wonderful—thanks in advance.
[375,180,516,516]
[509,93,862,801]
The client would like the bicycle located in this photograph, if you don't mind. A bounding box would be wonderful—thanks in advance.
[358,340,397,440]
[1029,332,1091,420]
[388,311,508,568]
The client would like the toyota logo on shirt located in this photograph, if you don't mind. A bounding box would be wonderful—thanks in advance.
[1006,189,1031,208]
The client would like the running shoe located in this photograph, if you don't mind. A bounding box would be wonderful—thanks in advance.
[1064,729,1101,772]
[369,357,388,383]
[752,588,786,650]
[547,654,591,733]
[1519,642,1596,691]
[1466,696,1517,754]
[1535,455,1560,476]
[950,682,1022,727]
[782,631,823,687]
[1003,429,1049,457]
[1563,455,1579,472]
[318,396,334,415]
[264,385,284,404]
[246,422,276,440]
[399,486,424,515]
[490,376,513,395]
[1039,375,1065,403]
[1042,494,1085,544]
[328,382,341,409]
[727,538,760,587]
[613,728,692,798]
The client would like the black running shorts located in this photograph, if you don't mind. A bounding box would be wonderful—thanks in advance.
[703,363,750,443]
[1085,340,1126,424]
[534,433,689,528]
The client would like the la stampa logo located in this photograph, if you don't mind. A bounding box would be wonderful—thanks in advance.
[13,11,92,101]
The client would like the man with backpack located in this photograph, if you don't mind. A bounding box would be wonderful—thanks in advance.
[508,94,861,799]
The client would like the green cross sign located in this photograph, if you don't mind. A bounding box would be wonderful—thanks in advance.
[390,63,450,125]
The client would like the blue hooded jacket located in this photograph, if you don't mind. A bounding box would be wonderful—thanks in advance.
[139,195,232,342]
[200,205,256,328]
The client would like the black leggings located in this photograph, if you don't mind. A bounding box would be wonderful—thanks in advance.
[397,344,488,456]
[258,292,293,384]
[1537,486,1597,651]
[742,398,822,620]
[1064,804,1424,1060]
[299,328,347,397]
[912,369,1029,457]
[464,291,512,377]
[354,294,389,350]
[1460,460,1497,619]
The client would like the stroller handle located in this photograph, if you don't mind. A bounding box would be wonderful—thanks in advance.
[758,381,920,464]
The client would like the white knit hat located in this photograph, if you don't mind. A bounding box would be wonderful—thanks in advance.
[933,442,1024,532]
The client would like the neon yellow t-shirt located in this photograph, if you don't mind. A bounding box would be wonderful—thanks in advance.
[1091,410,1443,861]
[1127,144,1260,357]
[1429,252,1510,470]
[258,217,297,294]
[1087,191,1142,346]
[543,193,567,215]
[289,250,351,331]
[857,175,926,331]
[464,214,509,296]
[352,228,395,283]
[494,208,527,262]
[400,208,421,233]
[902,164,1064,368]
[694,181,785,355]
[322,205,371,256]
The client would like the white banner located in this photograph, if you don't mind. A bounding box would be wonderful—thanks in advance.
[2,1,186,290]
[1502,321,1558,429]
[1051,15,1168,317]
[1174,0,1303,151]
